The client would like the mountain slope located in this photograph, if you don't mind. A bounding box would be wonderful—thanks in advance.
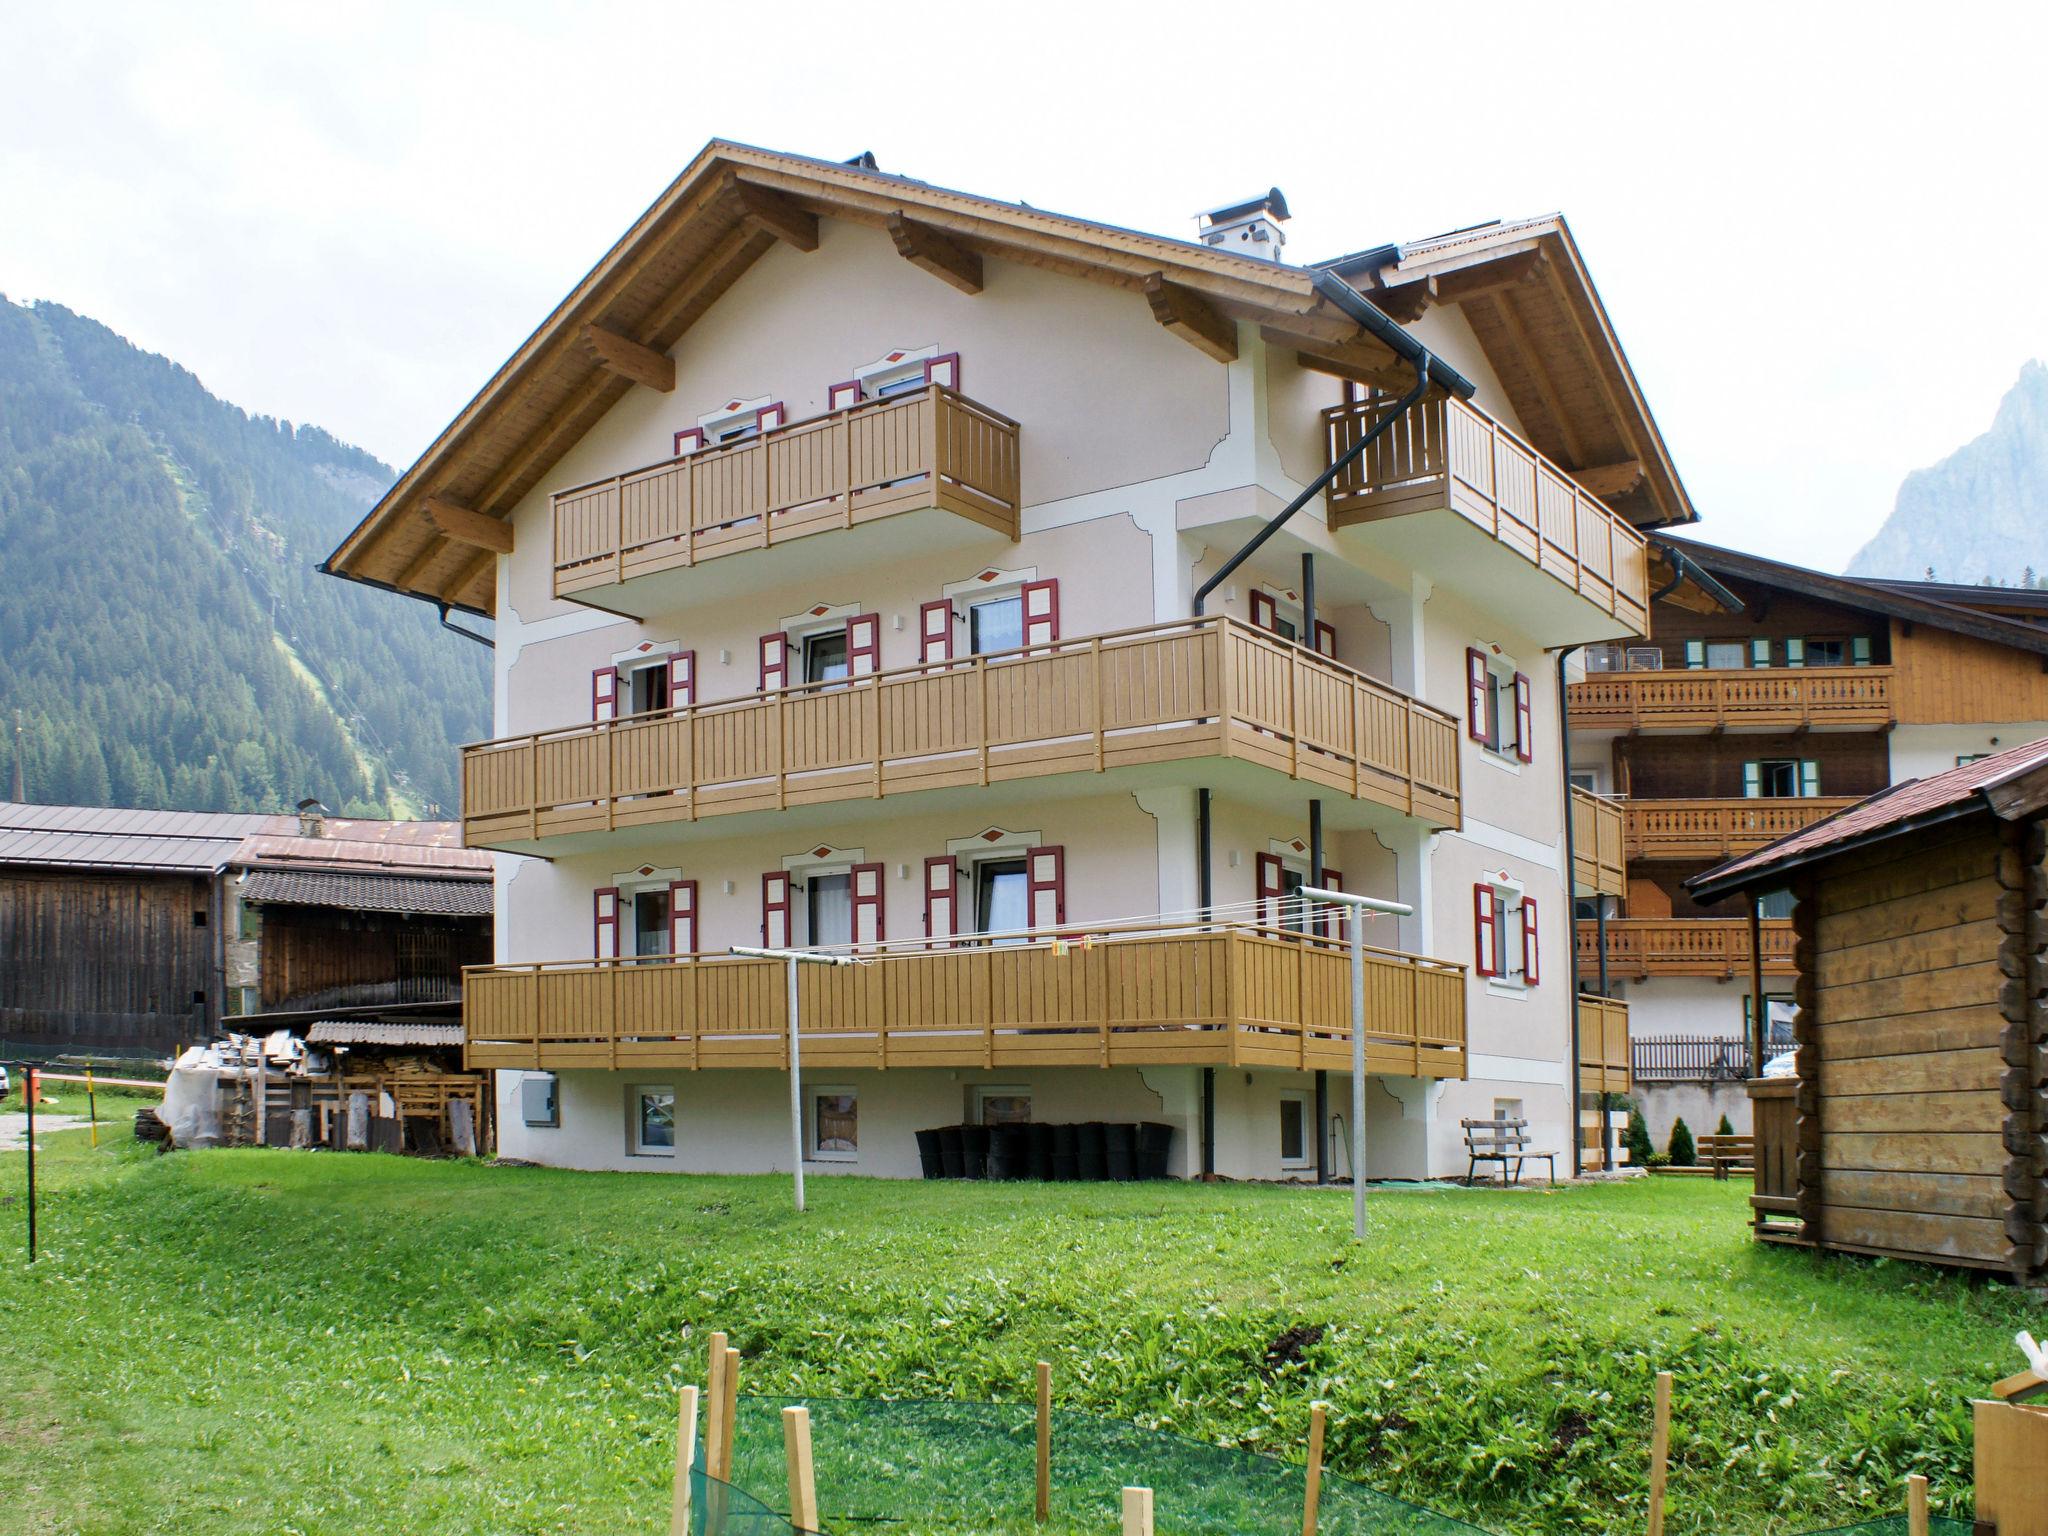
[0,297,488,816]
[1847,361,2048,583]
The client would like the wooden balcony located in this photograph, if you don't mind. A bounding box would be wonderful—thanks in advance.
[1567,667,1895,733]
[463,925,1468,1080]
[1570,786,1625,898]
[1322,394,1650,638]
[1578,994,1631,1096]
[460,617,1462,853]
[1575,917,1796,980]
[552,385,1020,615]
[1621,797,1857,861]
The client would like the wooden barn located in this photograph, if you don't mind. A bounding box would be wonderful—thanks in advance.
[1689,738,2048,1284]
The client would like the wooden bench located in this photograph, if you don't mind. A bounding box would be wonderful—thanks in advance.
[1461,1117,1558,1187]
[1697,1134,1754,1179]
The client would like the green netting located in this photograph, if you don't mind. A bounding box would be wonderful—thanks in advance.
[686,1464,806,1534]
[1788,1522,1974,1536]
[720,1395,1489,1535]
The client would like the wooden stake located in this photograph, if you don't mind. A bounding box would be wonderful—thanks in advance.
[1647,1371,1672,1536]
[670,1385,699,1536]
[718,1346,740,1481]
[706,1332,729,1478]
[783,1406,818,1533]
[1302,1402,1327,1536]
[1122,1486,1154,1536]
[1906,1473,1928,1536]
[1035,1361,1052,1524]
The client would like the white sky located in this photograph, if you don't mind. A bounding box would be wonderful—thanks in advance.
[4,1,2042,573]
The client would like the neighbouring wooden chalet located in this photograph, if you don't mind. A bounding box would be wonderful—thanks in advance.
[1689,737,2048,1284]
[0,799,492,1056]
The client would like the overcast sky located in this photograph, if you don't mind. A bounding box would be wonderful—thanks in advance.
[5,2,2042,574]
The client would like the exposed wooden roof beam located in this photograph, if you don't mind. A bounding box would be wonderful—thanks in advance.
[393,537,447,594]
[1573,461,1645,501]
[1433,249,1547,304]
[731,178,820,252]
[887,212,983,295]
[1368,275,1435,323]
[1261,327,1413,392]
[447,548,496,609]
[423,496,514,554]
[580,324,675,393]
[1143,273,1238,363]
[1487,287,1588,466]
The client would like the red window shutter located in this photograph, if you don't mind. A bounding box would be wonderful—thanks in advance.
[1513,672,1534,762]
[1027,844,1065,931]
[1022,578,1060,646]
[1255,852,1286,930]
[669,879,698,958]
[1466,648,1490,743]
[762,871,791,949]
[851,862,886,947]
[924,856,959,939]
[594,886,622,959]
[847,613,882,677]
[759,632,789,692]
[1473,884,1497,976]
[666,651,696,709]
[1313,620,1338,660]
[1250,589,1278,634]
[919,599,955,663]
[1521,897,1540,985]
[1316,868,1345,940]
[592,666,620,723]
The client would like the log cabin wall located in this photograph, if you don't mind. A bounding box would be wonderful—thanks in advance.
[1797,818,2037,1275]
[255,906,491,1012]
[1889,618,2048,723]
[0,867,212,1052]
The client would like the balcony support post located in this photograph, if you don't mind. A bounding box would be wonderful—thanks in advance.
[1314,1069,1329,1185]
[1747,895,1767,1078]
[1197,788,1213,925]
[1597,897,1610,996]
[1200,1067,1216,1180]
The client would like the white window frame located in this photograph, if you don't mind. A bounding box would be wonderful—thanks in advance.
[628,1083,677,1157]
[806,1085,859,1163]
[1492,1096,1525,1124]
[610,865,683,961]
[974,1085,1032,1126]
[781,845,866,949]
[1278,1090,1312,1170]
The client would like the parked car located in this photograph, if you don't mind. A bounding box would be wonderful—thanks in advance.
[0,1064,11,1100]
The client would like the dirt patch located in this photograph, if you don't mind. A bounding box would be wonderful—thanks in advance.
[1550,1407,1593,1459]
[1261,1322,1325,1375]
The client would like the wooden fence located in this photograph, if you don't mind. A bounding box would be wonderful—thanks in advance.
[553,385,1021,598]
[1631,1034,1790,1082]
[460,617,1462,848]
[463,923,1467,1080]
[1321,393,1650,634]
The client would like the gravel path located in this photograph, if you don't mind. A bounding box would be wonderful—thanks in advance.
[0,1113,90,1151]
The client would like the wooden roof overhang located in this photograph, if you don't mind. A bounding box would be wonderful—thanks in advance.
[1321,216,1694,532]
[325,141,1444,618]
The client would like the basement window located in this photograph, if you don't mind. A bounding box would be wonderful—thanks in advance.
[629,1085,676,1156]
[808,1089,859,1162]
[1278,1093,1310,1169]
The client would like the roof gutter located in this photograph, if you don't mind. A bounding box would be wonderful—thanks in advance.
[314,557,496,641]
[1648,538,1745,613]
[1685,795,1986,907]
[1310,271,1478,400]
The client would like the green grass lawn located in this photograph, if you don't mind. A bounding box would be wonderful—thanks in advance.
[0,1132,2025,1536]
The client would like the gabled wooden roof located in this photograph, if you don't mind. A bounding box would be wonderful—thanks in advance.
[1322,215,1694,531]
[325,141,1452,616]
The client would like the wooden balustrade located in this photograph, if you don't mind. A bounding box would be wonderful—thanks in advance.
[1577,994,1631,1097]
[460,616,1462,849]
[1567,667,1895,731]
[463,924,1468,1079]
[1620,797,1858,860]
[1321,394,1650,634]
[1570,786,1625,897]
[552,385,1021,600]
[1574,916,1796,979]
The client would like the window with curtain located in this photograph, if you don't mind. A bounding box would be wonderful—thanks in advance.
[974,857,1029,942]
[969,595,1024,655]
[808,873,853,947]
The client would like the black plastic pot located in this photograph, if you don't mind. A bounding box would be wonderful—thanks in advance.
[1138,1122,1173,1180]
[915,1128,944,1180]
[1076,1122,1107,1180]
[988,1123,1031,1180]
[1028,1122,1055,1181]
[1104,1122,1137,1181]
[939,1124,966,1179]
[960,1122,991,1180]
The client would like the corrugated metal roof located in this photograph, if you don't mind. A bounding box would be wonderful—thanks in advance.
[1692,734,2048,898]
[304,1020,466,1047]
[239,867,492,915]
[0,802,271,873]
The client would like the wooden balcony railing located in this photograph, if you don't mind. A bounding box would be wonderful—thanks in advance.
[1571,786,1625,897]
[1575,917,1796,979]
[1620,797,1858,861]
[463,924,1468,1079]
[1567,668,1895,731]
[552,385,1021,600]
[1321,393,1649,634]
[1577,994,1631,1098]
[460,616,1462,849]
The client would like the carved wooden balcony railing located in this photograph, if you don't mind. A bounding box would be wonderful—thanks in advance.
[1575,917,1796,979]
[1567,668,1895,732]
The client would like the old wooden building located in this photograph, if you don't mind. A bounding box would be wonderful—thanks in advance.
[1689,739,2048,1284]
[0,800,492,1056]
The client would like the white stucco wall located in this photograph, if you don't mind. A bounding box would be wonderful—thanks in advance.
[1889,722,2048,781]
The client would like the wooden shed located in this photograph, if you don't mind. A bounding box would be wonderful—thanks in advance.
[1690,738,2048,1284]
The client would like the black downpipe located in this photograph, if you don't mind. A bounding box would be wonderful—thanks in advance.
[439,603,496,650]
[1201,1067,1216,1180]
[1300,552,1317,646]
[1314,1069,1329,1184]
[1597,898,1610,996]
[1556,643,1585,1178]
[1308,800,1324,896]
[1193,354,1435,618]
[1198,787,1215,1180]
